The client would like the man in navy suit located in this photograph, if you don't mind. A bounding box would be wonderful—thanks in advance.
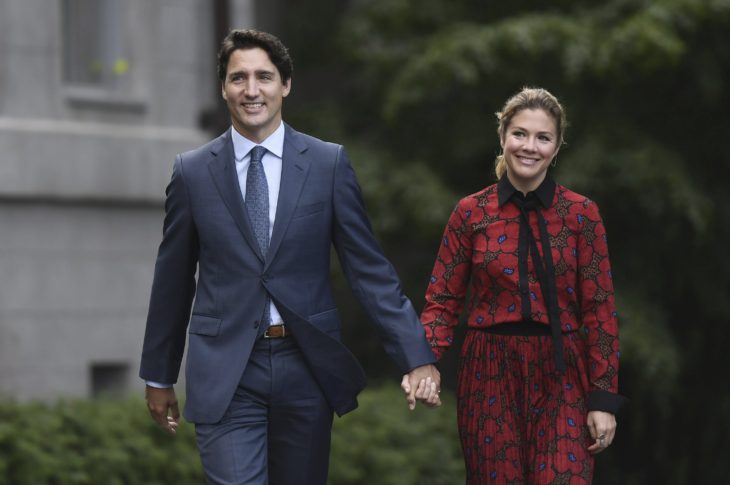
[140,29,440,485]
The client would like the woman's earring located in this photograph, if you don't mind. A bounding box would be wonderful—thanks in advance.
[550,156,558,167]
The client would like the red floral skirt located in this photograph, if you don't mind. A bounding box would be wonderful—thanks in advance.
[457,329,594,484]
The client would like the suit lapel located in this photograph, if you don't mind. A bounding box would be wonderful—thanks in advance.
[207,130,265,262]
[265,125,310,270]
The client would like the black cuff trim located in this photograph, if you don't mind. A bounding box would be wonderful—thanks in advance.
[587,390,628,414]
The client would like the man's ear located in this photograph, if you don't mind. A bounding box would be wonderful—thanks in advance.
[221,82,227,100]
[282,78,292,98]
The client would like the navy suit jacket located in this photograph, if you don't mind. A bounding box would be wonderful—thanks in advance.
[140,124,435,423]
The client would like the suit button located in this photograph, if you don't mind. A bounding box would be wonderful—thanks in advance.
[253,320,260,328]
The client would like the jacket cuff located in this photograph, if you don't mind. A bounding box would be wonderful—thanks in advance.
[404,355,438,374]
[587,389,628,414]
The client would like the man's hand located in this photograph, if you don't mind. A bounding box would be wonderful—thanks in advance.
[145,385,180,435]
[400,364,441,410]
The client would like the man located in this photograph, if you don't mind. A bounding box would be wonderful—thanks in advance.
[140,29,440,485]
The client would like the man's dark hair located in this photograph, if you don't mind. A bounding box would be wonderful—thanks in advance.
[217,29,293,83]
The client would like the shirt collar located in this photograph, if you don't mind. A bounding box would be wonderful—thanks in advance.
[231,122,285,161]
[497,175,556,208]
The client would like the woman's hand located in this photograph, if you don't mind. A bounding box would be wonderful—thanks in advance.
[586,410,616,454]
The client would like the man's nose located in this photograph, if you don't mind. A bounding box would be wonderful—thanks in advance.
[244,79,259,96]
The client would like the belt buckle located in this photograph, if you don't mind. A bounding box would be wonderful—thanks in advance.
[263,324,286,339]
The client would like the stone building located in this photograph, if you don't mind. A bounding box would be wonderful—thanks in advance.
[0,0,263,400]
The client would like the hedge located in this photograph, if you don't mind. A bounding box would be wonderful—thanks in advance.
[329,385,465,484]
[0,397,202,484]
[0,385,464,484]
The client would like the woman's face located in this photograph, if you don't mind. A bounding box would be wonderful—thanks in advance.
[501,108,560,193]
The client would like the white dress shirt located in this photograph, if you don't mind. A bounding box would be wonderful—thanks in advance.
[147,123,286,389]
[231,123,285,327]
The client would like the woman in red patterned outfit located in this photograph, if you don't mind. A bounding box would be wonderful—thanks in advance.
[419,87,626,484]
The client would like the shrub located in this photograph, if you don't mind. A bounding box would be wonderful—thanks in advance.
[329,384,465,485]
[0,384,464,484]
[0,397,202,484]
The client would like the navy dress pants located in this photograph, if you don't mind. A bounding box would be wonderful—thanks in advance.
[195,336,334,485]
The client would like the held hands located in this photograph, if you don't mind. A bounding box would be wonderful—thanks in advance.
[586,410,616,454]
[401,364,442,410]
[145,385,180,435]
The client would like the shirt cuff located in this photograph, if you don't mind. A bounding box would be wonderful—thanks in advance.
[587,389,628,414]
[145,381,173,389]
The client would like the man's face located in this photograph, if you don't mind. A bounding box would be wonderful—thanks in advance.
[222,47,291,142]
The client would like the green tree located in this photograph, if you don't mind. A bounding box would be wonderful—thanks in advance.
[279,0,730,482]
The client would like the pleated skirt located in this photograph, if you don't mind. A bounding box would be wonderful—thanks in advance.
[457,329,594,484]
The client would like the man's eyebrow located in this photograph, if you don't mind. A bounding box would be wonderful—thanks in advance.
[228,69,275,78]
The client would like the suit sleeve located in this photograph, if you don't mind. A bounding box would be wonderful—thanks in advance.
[139,155,199,383]
[331,147,435,373]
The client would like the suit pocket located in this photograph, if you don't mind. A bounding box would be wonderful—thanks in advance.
[308,308,341,338]
[292,201,326,219]
[188,314,222,336]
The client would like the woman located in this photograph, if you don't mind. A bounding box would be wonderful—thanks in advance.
[418,87,625,484]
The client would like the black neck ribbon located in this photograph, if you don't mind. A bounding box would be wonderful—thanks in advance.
[511,192,566,374]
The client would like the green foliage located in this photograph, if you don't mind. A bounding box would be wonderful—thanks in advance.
[0,387,463,484]
[330,385,464,485]
[0,398,203,485]
[346,143,457,241]
[280,0,730,482]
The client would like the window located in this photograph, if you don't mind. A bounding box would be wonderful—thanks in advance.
[62,0,130,88]
[90,362,129,397]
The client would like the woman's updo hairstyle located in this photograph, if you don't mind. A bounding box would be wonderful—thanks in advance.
[494,87,567,179]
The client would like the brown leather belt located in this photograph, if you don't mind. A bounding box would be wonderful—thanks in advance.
[263,324,288,338]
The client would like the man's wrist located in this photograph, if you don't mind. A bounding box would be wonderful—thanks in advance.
[145,381,173,389]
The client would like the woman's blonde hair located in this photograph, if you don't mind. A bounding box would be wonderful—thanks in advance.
[494,87,567,179]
